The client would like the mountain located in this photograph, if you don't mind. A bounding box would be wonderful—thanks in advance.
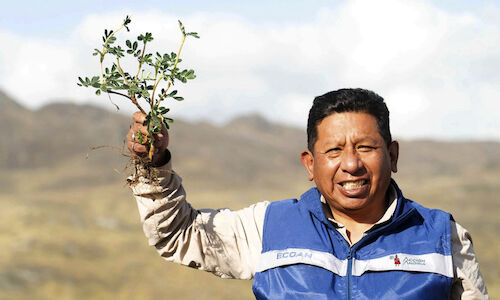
[0,96,310,191]
[3,94,500,182]
[3,93,500,188]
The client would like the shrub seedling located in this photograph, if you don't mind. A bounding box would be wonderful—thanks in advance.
[78,16,199,160]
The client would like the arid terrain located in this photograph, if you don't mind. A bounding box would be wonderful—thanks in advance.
[1,90,498,299]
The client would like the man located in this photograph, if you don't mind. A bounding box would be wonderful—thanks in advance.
[127,89,488,299]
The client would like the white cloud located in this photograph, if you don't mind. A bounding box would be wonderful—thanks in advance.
[1,0,499,140]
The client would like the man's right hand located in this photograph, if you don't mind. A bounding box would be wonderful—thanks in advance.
[126,112,170,166]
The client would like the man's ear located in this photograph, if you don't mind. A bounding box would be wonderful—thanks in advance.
[301,150,315,181]
[389,141,399,173]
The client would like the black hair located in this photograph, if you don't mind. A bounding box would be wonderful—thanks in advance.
[307,88,392,152]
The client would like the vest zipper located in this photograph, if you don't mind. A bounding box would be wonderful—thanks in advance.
[343,208,416,299]
[346,248,353,300]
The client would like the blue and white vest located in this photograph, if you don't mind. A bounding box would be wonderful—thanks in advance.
[252,181,453,299]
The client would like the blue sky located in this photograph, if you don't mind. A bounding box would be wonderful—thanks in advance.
[1,0,336,37]
[1,0,489,37]
[1,0,500,140]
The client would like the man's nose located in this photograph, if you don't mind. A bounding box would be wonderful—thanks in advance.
[340,149,364,174]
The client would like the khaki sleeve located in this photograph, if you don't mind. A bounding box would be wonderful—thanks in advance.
[129,160,269,280]
[450,220,489,299]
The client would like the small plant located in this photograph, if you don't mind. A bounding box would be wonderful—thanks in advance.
[78,16,199,160]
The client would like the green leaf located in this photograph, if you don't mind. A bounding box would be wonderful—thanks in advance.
[141,90,150,98]
[174,96,184,101]
[158,106,170,114]
[123,15,131,27]
[178,20,186,35]
[187,32,200,39]
[135,131,146,144]
[93,48,102,56]
[184,69,196,80]
[164,123,170,130]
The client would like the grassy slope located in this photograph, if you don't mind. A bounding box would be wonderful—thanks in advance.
[0,158,255,300]
[2,153,499,299]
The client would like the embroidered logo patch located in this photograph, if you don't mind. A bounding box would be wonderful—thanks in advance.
[402,257,426,266]
[389,254,427,266]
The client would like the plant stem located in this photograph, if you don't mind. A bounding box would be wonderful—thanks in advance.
[116,58,130,85]
[99,23,126,82]
[135,42,147,81]
[158,35,187,101]
[115,57,146,113]
[151,74,164,109]
[148,143,155,160]
[173,35,186,71]
[148,35,187,160]
[131,94,146,114]
[107,90,131,100]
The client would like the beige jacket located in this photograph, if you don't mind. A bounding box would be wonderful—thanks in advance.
[130,161,489,299]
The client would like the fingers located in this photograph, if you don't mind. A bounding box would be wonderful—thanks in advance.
[133,111,146,125]
[131,121,149,138]
[127,128,148,157]
[153,128,169,150]
[127,111,170,158]
[127,112,150,157]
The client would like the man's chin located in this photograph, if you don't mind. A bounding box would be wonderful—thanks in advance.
[327,195,371,213]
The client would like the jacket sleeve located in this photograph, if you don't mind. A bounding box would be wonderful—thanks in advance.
[450,220,489,299]
[129,160,269,280]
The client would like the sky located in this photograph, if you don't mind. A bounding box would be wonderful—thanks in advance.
[1,0,500,140]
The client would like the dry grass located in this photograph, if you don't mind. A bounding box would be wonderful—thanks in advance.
[0,155,498,299]
[0,161,255,300]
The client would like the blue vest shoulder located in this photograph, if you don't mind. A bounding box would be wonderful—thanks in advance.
[260,189,342,255]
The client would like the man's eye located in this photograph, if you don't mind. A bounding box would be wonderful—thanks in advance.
[358,145,375,151]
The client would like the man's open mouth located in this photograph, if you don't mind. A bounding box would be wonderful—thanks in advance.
[340,180,368,190]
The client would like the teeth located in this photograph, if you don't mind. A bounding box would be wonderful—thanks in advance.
[342,180,366,190]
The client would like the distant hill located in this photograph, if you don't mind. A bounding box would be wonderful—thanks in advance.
[0,91,129,169]
[3,90,499,184]
[0,92,308,190]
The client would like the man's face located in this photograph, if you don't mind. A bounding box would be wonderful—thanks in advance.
[301,112,399,216]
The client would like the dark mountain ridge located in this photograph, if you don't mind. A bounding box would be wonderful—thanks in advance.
[2,91,500,185]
